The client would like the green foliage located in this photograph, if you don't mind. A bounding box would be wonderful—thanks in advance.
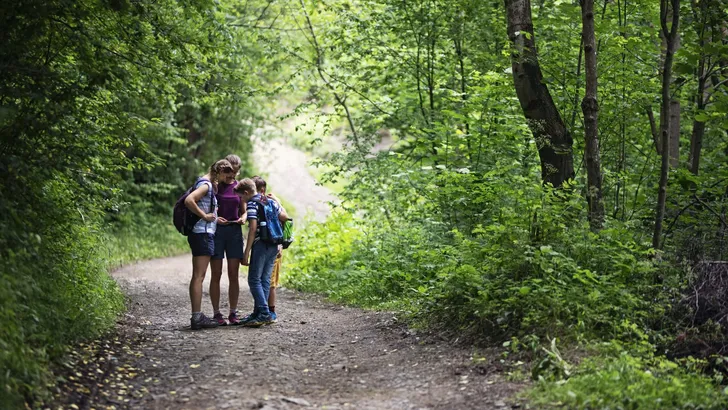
[287,168,661,342]
[527,351,728,409]
[0,0,282,405]
[0,173,124,408]
[104,214,189,269]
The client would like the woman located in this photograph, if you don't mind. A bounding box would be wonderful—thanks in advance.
[184,159,235,330]
[209,154,246,325]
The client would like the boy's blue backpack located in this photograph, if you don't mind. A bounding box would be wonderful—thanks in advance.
[173,178,214,236]
[252,197,284,244]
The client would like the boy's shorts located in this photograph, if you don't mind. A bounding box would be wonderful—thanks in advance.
[271,255,281,288]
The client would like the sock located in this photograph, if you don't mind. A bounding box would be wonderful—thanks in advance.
[269,306,276,313]
[230,308,237,315]
[192,312,203,321]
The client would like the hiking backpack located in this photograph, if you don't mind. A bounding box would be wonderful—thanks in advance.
[251,197,284,245]
[173,178,215,236]
[282,219,294,249]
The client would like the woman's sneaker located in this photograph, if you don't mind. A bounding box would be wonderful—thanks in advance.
[212,312,227,326]
[191,313,220,330]
[228,311,242,325]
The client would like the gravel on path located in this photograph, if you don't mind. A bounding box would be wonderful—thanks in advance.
[104,254,521,409]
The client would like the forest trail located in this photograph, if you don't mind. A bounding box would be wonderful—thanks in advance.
[111,256,519,409]
[91,139,519,409]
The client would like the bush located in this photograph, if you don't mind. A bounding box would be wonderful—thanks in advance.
[0,174,125,408]
[527,351,728,409]
[286,170,662,342]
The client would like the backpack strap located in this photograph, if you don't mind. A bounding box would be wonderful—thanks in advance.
[250,197,267,224]
[196,178,215,214]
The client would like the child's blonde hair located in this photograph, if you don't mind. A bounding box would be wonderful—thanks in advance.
[234,178,256,196]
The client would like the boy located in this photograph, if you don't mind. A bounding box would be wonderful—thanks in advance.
[269,244,283,322]
[240,176,289,326]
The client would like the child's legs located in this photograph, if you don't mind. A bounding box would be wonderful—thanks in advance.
[261,254,276,304]
[268,287,276,311]
[247,241,277,315]
[267,256,281,308]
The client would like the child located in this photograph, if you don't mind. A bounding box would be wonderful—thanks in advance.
[240,176,290,326]
[269,244,283,323]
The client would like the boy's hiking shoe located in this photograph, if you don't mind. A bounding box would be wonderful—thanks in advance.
[269,312,278,324]
[239,312,257,326]
[191,313,219,330]
[242,313,273,327]
[213,312,227,326]
[228,311,242,325]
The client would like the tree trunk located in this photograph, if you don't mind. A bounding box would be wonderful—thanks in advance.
[690,113,705,174]
[580,0,604,231]
[669,99,680,168]
[504,0,575,188]
[653,0,680,250]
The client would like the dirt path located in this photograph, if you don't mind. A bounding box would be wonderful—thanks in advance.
[109,256,519,410]
[52,140,520,409]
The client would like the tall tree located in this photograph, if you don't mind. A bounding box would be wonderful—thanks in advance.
[504,0,575,188]
[580,0,604,230]
[653,0,681,250]
[687,0,727,175]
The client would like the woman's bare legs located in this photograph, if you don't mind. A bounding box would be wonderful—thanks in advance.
[210,259,224,312]
[227,259,241,310]
[190,255,211,312]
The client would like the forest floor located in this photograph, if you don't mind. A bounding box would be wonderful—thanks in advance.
[48,138,523,409]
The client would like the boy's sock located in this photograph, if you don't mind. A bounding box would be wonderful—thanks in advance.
[192,312,203,321]
[269,306,276,313]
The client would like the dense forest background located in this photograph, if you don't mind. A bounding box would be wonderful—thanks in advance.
[2,0,728,408]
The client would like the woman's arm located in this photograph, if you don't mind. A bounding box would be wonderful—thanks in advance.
[184,184,215,221]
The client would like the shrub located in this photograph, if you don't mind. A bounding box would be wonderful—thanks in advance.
[286,170,662,342]
[527,352,728,409]
[0,174,125,407]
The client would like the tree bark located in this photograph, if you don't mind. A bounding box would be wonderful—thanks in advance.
[669,99,680,168]
[504,0,575,188]
[653,0,680,250]
[580,0,604,231]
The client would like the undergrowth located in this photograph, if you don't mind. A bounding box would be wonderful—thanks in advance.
[285,169,727,409]
[0,176,186,407]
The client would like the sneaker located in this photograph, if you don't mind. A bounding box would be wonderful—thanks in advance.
[242,313,273,327]
[269,312,278,324]
[191,313,220,330]
[239,312,257,325]
[213,312,227,326]
[228,311,242,325]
